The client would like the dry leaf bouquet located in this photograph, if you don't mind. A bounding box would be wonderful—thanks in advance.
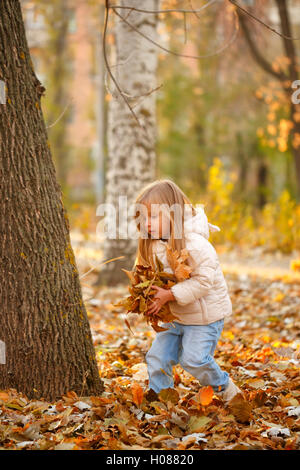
[114,245,192,332]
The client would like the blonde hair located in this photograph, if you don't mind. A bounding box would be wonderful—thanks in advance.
[132,179,197,270]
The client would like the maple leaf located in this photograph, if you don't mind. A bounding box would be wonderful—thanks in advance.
[197,386,214,406]
[252,390,268,408]
[227,393,253,423]
[0,392,10,402]
[158,388,179,404]
[131,383,144,407]
[187,416,212,433]
[145,388,159,402]
[165,246,192,281]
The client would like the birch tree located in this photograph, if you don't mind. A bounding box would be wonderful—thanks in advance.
[94,0,160,286]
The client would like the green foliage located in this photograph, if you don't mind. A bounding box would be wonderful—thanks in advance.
[203,159,300,253]
[257,190,300,253]
[204,158,245,244]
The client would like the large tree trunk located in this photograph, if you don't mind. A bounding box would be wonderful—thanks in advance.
[0,0,103,401]
[94,0,159,286]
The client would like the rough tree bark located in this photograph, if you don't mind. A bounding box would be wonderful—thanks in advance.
[0,0,103,400]
[94,0,160,286]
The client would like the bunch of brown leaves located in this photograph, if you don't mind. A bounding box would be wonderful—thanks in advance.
[114,247,192,332]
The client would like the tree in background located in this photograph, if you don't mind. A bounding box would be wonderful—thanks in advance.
[0,0,103,400]
[235,0,300,200]
[39,0,73,198]
[94,0,160,286]
[156,1,270,206]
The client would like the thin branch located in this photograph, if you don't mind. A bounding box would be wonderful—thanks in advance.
[183,12,187,44]
[102,0,144,129]
[228,0,300,41]
[112,6,239,60]
[103,50,163,104]
[103,2,162,133]
[104,0,239,125]
[46,100,72,129]
[109,0,219,15]
[130,84,164,109]
[274,0,299,83]
[188,0,204,20]
[79,255,125,280]
[237,8,288,83]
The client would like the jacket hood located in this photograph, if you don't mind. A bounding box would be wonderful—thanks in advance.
[183,206,220,240]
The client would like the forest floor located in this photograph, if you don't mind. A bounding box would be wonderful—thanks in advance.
[0,234,299,450]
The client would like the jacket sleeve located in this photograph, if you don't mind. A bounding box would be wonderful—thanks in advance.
[170,240,218,306]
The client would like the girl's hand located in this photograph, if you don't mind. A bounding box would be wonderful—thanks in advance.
[147,285,175,316]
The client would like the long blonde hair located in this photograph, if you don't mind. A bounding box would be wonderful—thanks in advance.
[132,179,197,270]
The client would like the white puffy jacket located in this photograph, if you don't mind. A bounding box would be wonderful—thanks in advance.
[152,207,233,325]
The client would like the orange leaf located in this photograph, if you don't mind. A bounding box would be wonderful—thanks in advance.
[197,385,214,406]
[124,317,134,335]
[0,392,10,402]
[131,382,144,407]
[166,246,192,281]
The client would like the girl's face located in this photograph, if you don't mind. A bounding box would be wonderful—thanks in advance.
[142,203,170,240]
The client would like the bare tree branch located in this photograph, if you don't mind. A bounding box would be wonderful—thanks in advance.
[46,99,73,129]
[112,5,239,60]
[103,51,163,105]
[102,0,144,129]
[109,0,219,15]
[228,0,300,41]
[236,8,288,83]
[183,11,187,44]
[103,0,239,125]
[188,0,206,20]
[275,0,299,82]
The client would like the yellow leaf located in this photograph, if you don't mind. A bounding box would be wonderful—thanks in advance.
[0,392,10,402]
[187,415,212,433]
[222,330,234,341]
[158,387,179,404]
[274,292,285,302]
[290,259,300,272]
[267,124,277,136]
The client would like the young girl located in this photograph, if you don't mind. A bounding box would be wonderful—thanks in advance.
[133,179,242,405]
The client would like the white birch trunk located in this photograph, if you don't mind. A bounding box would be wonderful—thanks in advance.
[95,0,159,285]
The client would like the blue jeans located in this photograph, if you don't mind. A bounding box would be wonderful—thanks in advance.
[145,319,229,393]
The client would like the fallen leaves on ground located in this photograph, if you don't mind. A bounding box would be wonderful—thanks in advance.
[0,269,300,450]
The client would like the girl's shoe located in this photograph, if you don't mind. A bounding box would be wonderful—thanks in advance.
[216,378,242,405]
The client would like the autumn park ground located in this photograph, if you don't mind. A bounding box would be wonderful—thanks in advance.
[0,233,300,451]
